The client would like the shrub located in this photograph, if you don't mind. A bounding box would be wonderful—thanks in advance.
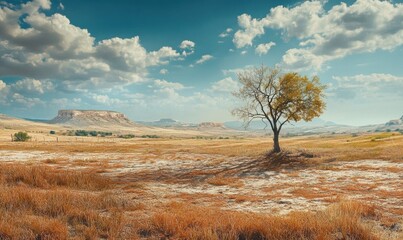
[89,131,98,137]
[49,130,56,134]
[141,135,159,138]
[74,130,112,137]
[13,132,31,142]
[119,134,136,139]
[75,130,89,136]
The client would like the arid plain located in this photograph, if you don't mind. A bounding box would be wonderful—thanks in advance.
[0,127,402,239]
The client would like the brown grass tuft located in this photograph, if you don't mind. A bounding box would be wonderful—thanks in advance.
[142,201,380,240]
[0,163,111,190]
[0,163,131,239]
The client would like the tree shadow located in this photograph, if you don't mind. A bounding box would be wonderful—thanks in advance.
[116,150,316,184]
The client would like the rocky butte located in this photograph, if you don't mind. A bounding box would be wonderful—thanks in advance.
[49,110,136,127]
[385,115,403,126]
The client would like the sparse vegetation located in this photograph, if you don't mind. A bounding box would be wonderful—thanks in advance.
[13,131,31,142]
[0,132,401,239]
[66,130,113,137]
[145,201,379,239]
[0,163,128,239]
[118,134,136,139]
[141,134,160,138]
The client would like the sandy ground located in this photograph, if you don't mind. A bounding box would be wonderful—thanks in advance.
[1,148,401,220]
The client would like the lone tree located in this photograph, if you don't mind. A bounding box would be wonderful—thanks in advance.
[232,65,326,153]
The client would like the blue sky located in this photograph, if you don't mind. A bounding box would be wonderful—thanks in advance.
[0,0,402,125]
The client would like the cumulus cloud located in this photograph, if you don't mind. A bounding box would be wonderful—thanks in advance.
[255,42,275,56]
[0,0,183,93]
[90,93,122,105]
[219,28,233,38]
[195,54,213,64]
[233,0,403,71]
[179,40,195,56]
[160,68,168,75]
[211,77,239,93]
[222,65,253,76]
[180,40,195,49]
[12,78,53,94]
[11,93,43,107]
[333,74,403,84]
[329,73,403,99]
[0,80,6,91]
[154,79,185,90]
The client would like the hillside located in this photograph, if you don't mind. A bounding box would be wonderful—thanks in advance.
[0,114,65,131]
[138,118,197,128]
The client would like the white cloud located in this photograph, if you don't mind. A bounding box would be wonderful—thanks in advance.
[233,14,267,48]
[333,74,403,83]
[154,79,184,90]
[11,93,43,107]
[160,68,168,75]
[180,40,195,56]
[147,46,180,65]
[219,28,233,38]
[255,42,275,56]
[90,94,122,105]
[211,77,239,93]
[12,78,53,94]
[0,7,95,58]
[222,65,253,76]
[195,54,213,64]
[0,80,6,91]
[330,73,403,99]
[240,50,247,55]
[233,0,403,71]
[180,40,195,49]
[58,2,64,10]
[51,97,82,108]
[0,0,184,92]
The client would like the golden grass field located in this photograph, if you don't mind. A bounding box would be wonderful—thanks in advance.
[0,130,402,239]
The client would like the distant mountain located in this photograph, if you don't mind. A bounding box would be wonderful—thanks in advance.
[224,118,338,130]
[138,118,197,128]
[385,115,403,126]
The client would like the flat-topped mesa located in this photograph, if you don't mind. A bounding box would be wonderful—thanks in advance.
[49,110,135,126]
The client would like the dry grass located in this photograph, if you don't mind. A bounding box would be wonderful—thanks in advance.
[1,133,402,163]
[206,175,244,188]
[0,132,401,239]
[142,201,379,240]
[0,163,111,190]
[0,163,132,239]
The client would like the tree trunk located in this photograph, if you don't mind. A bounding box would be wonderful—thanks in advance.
[273,131,281,153]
